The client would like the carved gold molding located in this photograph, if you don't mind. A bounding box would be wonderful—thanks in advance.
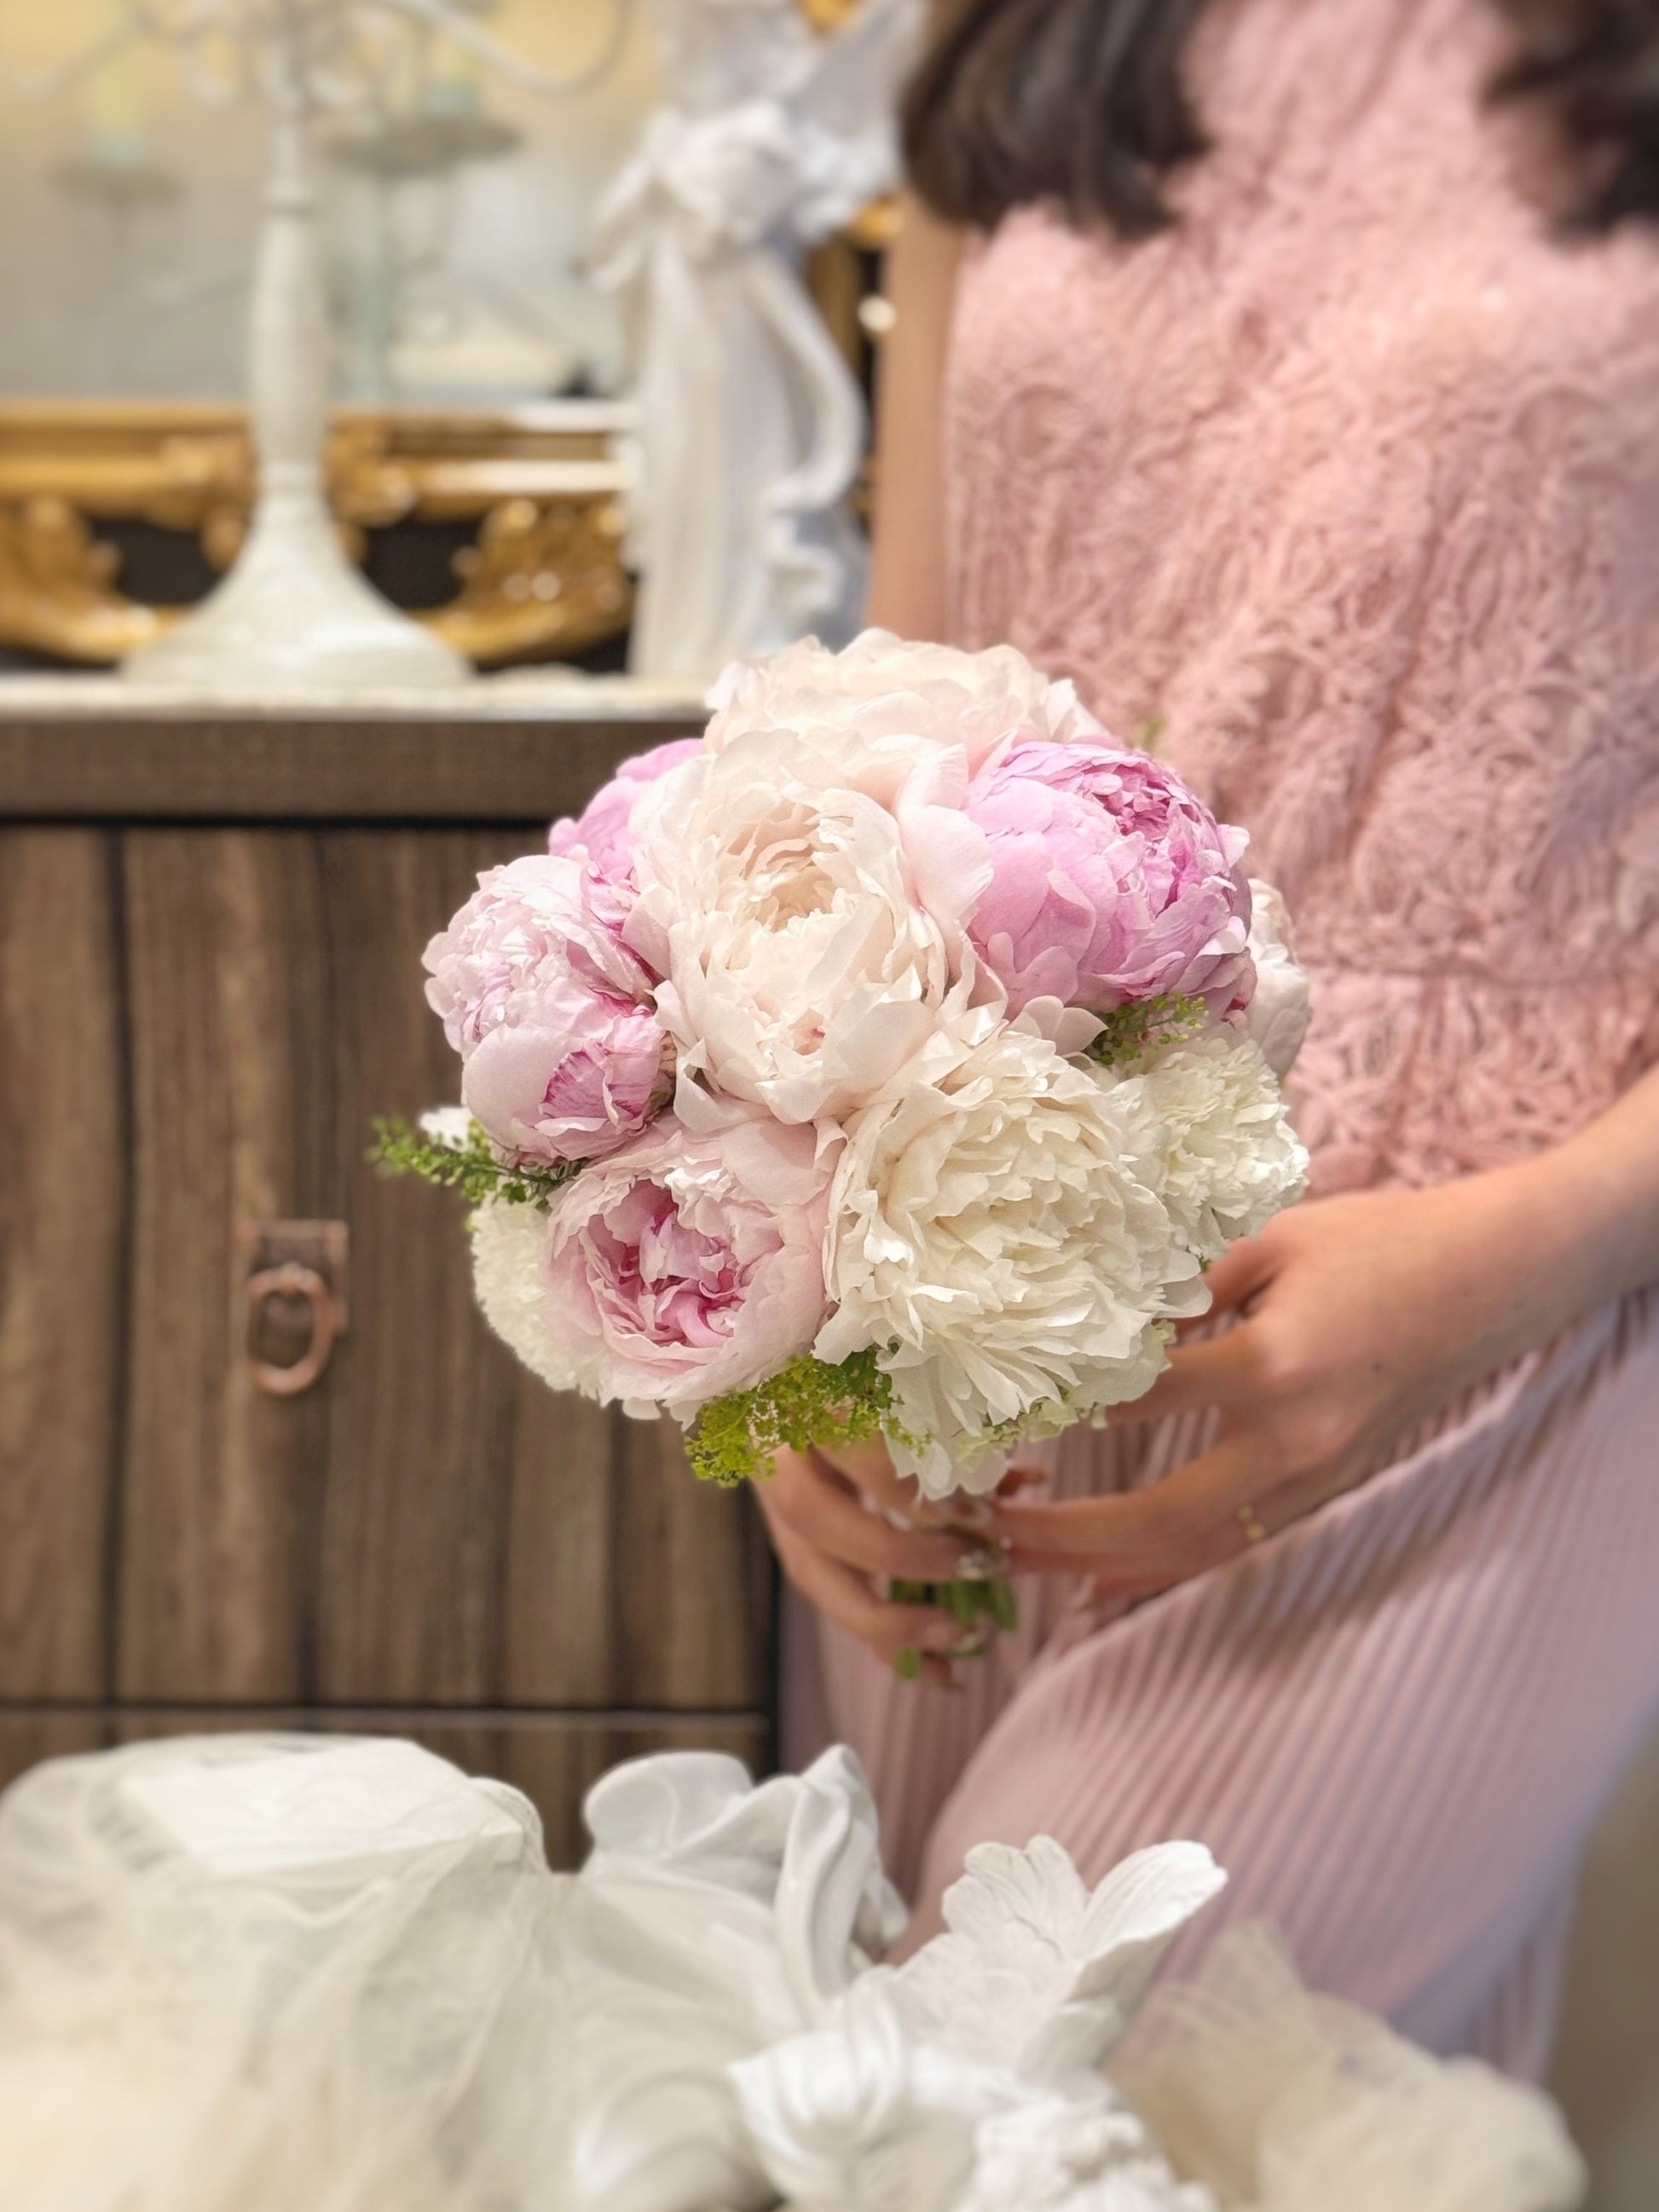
[0,400,634,668]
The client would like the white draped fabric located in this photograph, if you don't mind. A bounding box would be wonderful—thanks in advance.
[0,1734,1587,2212]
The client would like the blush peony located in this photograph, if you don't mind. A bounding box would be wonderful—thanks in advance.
[424,853,671,1164]
[547,737,704,886]
[461,989,672,1164]
[472,1116,834,1421]
[962,741,1253,1019]
[704,628,1107,797]
[424,852,650,1051]
[816,1019,1207,1497]
[628,735,986,1126]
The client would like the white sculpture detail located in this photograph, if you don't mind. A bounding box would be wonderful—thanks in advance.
[0,1734,1588,2212]
[550,1745,1228,2212]
[592,0,922,682]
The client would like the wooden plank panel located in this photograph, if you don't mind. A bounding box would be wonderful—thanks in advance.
[0,707,702,823]
[117,830,332,1701]
[502,1399,775,1709]
[315,829,531,1706]
[101,1707,770,1872]
[0,831,123,1696]
[316,833,775,1712]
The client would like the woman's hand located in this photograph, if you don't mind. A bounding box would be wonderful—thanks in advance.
[989,1155,1608,1595]
[755,1439,1012,1689]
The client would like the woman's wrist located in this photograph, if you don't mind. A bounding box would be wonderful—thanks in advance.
[1497,1104,1659,1326]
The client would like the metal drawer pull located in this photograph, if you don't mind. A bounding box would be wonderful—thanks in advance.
[246,1260,344,1396]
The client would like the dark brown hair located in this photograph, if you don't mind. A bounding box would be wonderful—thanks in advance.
[903,0,1659,234]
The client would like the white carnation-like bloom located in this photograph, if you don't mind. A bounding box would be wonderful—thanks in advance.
[1239,877,1310,1080]
[818,1022,1207,1498]
[706,628,1107,789]
[469,1198,592,1398]
[418,1105,475,1152]
[1102,1033,1309,1265]
[630,735,986,1126]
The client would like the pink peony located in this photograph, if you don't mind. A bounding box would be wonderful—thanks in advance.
[962,740,1254,1018]
[423,853,671,1162]
[424,852,650,1051]
[547,738,704,885]
[462,987,671,1164]
[528,1117,832,1419]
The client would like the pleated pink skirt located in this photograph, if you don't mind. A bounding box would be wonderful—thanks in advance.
[783,1285,1659,2079]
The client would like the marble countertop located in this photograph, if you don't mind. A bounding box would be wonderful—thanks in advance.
[0,667,712,724]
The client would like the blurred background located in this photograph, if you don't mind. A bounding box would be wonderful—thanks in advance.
[0,0,648,403]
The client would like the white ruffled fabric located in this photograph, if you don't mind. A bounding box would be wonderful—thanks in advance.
[0,1736,1585,2212]
[1116,1926,1586,2212]
[0,1736,575,2212]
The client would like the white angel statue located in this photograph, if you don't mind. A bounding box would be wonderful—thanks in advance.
[593,0,922,679]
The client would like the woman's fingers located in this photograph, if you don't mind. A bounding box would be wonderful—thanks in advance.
[812,1438,1004,1537]
[1199,1233,1278,1316]
[990,1431,1286,1583]
[1122,1324,1264,1423]
[759,1491,983,1672]
[765,1447,995,1583]
[993,1422,1360,1588]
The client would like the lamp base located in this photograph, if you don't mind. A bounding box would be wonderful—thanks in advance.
[123,490,470,693]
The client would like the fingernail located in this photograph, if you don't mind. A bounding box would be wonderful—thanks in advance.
[954,1543,1011,1581]
[1065,1578,1105,1617]
[922,1621,987,1658]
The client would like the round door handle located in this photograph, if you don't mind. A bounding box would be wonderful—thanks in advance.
[246,1260,342,1397]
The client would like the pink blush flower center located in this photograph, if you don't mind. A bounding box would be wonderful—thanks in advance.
[582,1181,757,1353]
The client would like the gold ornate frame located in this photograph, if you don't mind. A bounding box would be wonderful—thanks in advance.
[0,399,634,668]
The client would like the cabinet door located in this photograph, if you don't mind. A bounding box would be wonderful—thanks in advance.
[0,829,123,1701]
[115,827,772,1714]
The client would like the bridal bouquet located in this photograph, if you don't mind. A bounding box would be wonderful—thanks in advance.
[381,632,1309,1517]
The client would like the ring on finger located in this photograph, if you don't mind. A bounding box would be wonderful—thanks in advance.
[1236,1502,1269,1546]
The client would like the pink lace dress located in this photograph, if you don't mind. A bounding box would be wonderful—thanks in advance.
[787,0,1659,2076]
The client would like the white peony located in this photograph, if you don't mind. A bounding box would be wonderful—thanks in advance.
[817,1020,1207,1498]
[1238,877,1310,1080]
[628,734,988,1126]
[705,627,1108,787]
[1102,1034,1309,1265]
[469,1198,589,1398]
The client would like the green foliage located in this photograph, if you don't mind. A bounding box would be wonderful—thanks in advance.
[891,1574,1018,1633]
[1085,991,1207,1070]
[367,1115,583,1212]
[691,1347,1024,1678]
[890,1569,1020,1683]
[685,1347,899,1488]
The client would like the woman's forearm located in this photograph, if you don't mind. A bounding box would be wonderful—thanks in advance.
[864,194,963,639]
[1503,1060,1659,1325]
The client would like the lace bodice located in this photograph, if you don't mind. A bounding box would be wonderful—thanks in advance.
[946,0,1659,1192]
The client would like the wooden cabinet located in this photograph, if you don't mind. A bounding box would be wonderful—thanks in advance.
[0,696,773,1864]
